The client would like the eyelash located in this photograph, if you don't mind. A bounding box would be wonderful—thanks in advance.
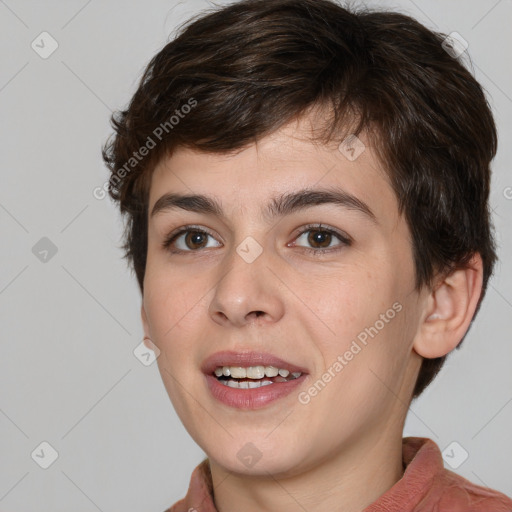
[161,223,352,256]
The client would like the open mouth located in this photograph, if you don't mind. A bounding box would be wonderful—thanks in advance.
[203,353,309,409]
[213,365,303,389]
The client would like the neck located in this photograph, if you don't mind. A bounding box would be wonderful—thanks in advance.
[209,425,405,512]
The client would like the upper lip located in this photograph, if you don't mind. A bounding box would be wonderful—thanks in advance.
[201,350,309,376]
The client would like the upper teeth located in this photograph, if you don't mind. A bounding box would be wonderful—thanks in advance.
[214,365,302,379]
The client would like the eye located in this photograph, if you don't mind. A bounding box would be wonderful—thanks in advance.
[162,225,221,253]
[162,223,351,254]
[290,224,351,255]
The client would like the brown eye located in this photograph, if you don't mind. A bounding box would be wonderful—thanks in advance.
[162,227,222,253]
[292,224,351,254]
[183,231,209,250]
[307,229,333,249]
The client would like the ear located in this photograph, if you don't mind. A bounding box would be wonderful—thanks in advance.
[413,253,484,359]
[141,302,152,349]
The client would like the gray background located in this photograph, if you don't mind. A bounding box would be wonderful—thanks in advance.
[0,0,511,510]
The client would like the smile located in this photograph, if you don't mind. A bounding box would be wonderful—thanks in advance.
[214,365,303,387]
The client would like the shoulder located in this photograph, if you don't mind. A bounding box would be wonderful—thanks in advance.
[398,438,512,512]
[162,458,215,512]
[429,467,512,512]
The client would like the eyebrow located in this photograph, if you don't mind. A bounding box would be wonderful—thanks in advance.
[150,187,377,224]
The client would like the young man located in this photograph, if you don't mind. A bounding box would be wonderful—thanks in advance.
[102,0,512,510]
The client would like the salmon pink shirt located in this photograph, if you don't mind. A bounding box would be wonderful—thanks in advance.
[165,437,512,512]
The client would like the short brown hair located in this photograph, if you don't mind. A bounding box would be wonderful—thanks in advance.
[102,0,498,398]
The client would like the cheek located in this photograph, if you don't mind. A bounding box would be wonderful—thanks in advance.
[316,265,390,339]
[313,262,410,382]
[144,263,205,337]
[143,273,202,404]
[312,310,410,427]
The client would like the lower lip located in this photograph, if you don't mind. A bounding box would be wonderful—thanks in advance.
[204,373,308,410]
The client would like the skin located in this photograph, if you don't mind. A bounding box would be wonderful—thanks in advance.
[141,113,483,512]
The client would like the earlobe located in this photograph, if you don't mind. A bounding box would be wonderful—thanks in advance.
[413,253,484,359]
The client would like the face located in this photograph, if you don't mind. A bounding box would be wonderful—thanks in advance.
[142,115,426,477]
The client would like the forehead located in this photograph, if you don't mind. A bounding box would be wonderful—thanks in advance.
[148,117,398,227]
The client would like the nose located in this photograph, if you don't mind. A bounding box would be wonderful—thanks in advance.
[208,246,285,328]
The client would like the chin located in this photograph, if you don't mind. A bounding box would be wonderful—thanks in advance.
[206,438,307,478]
